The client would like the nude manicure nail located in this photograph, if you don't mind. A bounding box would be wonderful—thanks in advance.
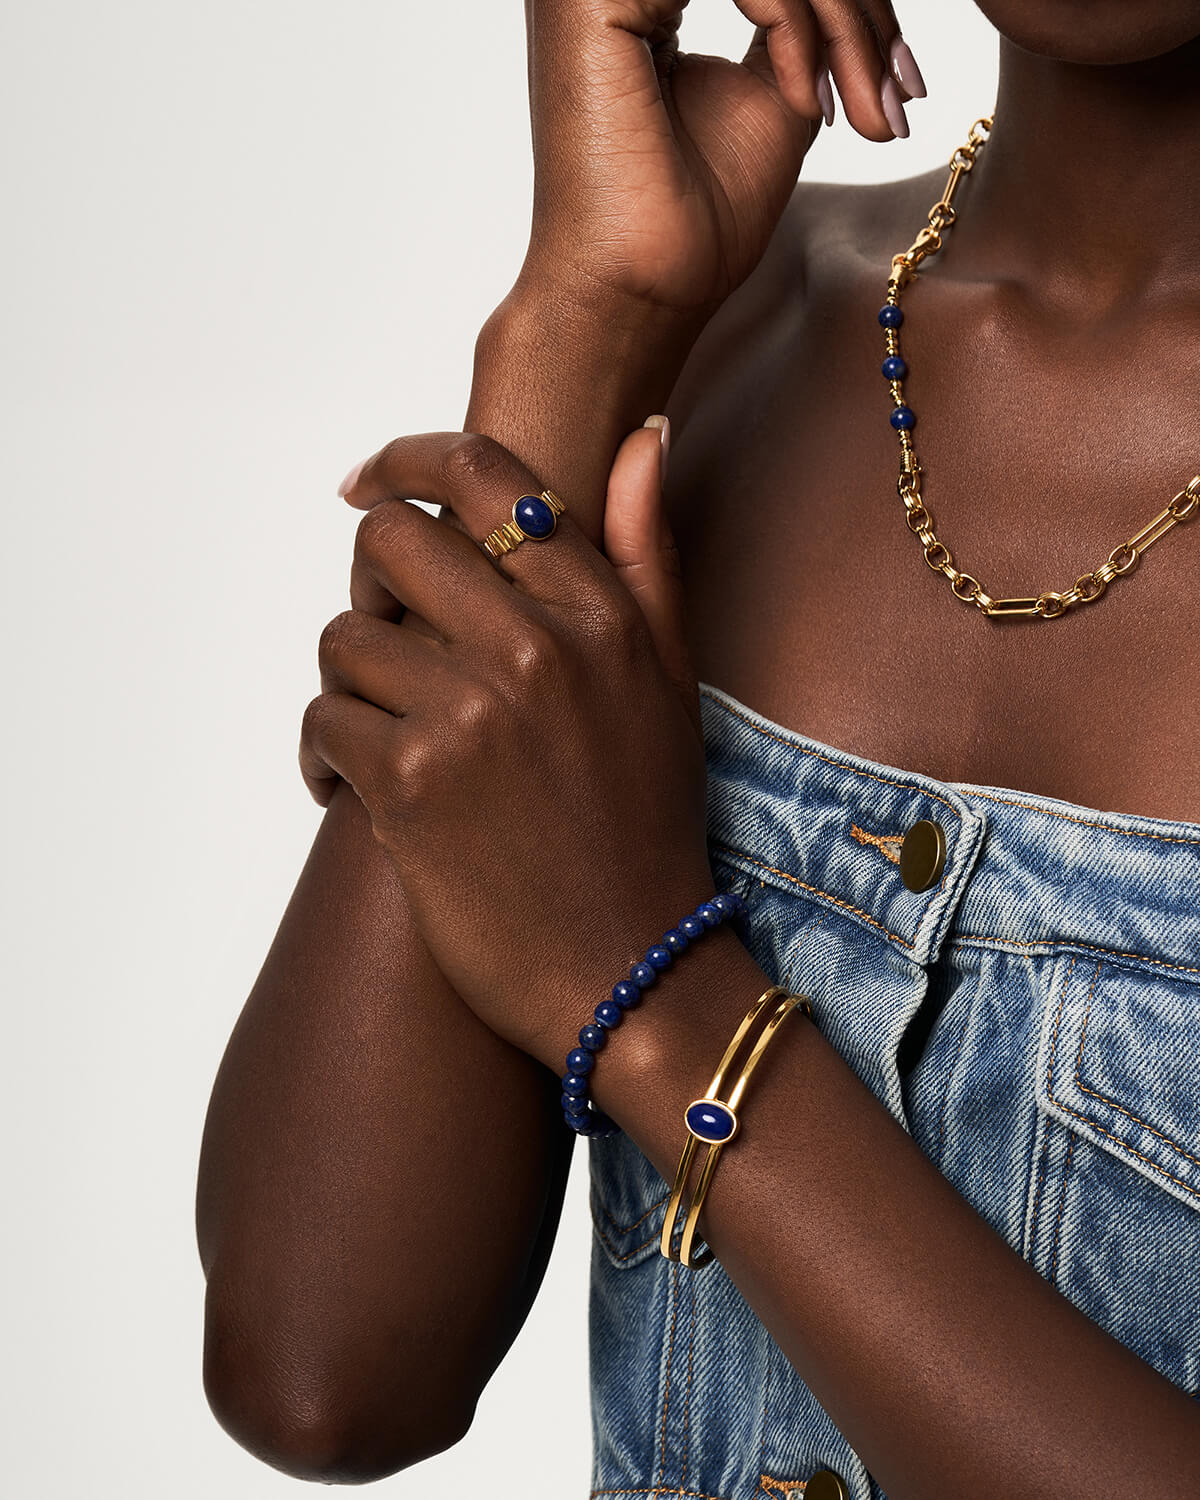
[643,413,670,478]
[816,68,835,128]
[337,459,365,497]
[880,76,910,139]
[889,35,927,99]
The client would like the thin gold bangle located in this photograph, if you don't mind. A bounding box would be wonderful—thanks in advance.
[659,983,812,1268]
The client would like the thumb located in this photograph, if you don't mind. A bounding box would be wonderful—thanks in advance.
[604,416,701,738]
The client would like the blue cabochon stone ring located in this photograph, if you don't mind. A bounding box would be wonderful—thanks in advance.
[483,488,566,559]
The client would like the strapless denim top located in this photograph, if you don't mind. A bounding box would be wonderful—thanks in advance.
[586,681,1200,1500]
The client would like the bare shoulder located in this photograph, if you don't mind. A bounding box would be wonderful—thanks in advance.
[664,167,944,445]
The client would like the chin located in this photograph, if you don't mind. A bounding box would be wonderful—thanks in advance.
[972,0,1200,65]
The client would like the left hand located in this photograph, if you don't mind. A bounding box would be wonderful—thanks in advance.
[300,420,716,1067]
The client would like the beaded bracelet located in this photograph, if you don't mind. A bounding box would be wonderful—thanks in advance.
[560,889,748,1137]
[660,983,812,1268]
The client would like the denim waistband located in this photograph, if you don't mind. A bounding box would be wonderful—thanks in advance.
[698,682,1200,977]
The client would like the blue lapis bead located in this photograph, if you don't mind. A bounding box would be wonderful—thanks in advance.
[711,893,738,918]
[595,1000,624,1029]
[890,405,916,431]
[696,902,722,929]
[662,927,688,955]
[579,1023,607,1052]
[678,913,704,940]
[566,1047,594,1076]
[562,1090,588,1115]
[878,304,903,328]
[630,961,657,988]
[685,1098,738,1144]
[562,1072,588,1097]
[611,979,641,1009]
[513,492,557,539]
[882,355,908,380]
[567,1111,592,1134]
[645,945,673,972]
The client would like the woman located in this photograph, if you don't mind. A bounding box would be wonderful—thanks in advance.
[196,3,1200,1495]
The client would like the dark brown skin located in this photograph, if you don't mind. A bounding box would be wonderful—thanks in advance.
[196,0,1200,1491]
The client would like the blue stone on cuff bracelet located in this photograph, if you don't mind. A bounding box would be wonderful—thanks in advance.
[685,1098,738,1144]
[566,1047,594,1075]
[612,980,641,1009]
[595,1000,624,1029]
[562,1073,588,1097]
[630,961,657,988]
[678,914,704,940]
[662,928,689,955]
[579,1023,607,1052]
[645,945,673,972]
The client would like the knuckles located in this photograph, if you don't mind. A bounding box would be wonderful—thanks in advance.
[438,432,511,489]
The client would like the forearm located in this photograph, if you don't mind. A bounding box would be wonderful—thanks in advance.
[585,926,1200,1499]
[197,786,571,1481]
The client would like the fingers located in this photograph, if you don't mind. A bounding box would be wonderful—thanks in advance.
[341,431,616,615]
[811,0,913,141]
[603,419,702,740]
[351,496,517,646]
[299,690,396,808]
[317,608,449,715]
[736,2,824,120]
[737,1,923,143]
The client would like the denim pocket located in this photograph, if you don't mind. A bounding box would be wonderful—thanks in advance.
[1028,952,1200,1395]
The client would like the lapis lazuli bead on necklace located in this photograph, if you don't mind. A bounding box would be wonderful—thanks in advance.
[560,890,747,1137]
[879,111,1198,620]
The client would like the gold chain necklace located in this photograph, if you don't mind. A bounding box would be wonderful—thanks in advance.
[881,115,1199,619]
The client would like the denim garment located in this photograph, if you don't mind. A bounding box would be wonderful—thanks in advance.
[588,681,1200,1500]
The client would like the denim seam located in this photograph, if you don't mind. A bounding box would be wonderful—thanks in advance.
[1060,964,1200,1177]
[589,1491,731,1500]
[590,1204,664,1263]
[656,1260,681,1492]
[755,1332,774,1499]
[1044,960,1200,1203]
[956,787,1200,846]
[679,1270,697,1491]
[1049,1134,1076,1283]
[709,841,916,949]
[759,1477,808,1497]
[593,1188,671,1237]
[1031,955,1078,1249]
[954,932,1200,977]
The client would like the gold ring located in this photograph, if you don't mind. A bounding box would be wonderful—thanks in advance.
[483,489,566,559]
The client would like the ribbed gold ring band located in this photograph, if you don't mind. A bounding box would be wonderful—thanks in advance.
[483,488,566,559]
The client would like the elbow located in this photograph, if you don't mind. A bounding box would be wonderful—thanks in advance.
[202,1293,475,1483]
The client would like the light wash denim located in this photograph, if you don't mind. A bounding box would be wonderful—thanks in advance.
[588,681,1200,1500]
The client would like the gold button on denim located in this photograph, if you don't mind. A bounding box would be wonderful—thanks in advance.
[899,817,947,892]
[806,1471,850,1500]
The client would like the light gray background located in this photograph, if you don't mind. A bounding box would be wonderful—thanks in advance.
[1,3,998,1494]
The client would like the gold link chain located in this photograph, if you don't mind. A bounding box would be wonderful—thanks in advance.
[885,115,1199,619]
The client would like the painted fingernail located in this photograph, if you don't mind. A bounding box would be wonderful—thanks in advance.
[643,414,670,479]
[889,35,927,99]
[337,459,365,497]
[880,76,910,139]
[816,68,835,128]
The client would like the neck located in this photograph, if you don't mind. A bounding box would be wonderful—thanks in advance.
[950,34,1200,306]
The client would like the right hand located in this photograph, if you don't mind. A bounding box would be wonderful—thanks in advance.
[519,0,917,318]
